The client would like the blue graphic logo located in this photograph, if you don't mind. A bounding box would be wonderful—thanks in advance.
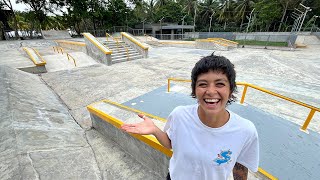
[214,150,232,165]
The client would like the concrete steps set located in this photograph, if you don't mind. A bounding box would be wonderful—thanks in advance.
[103,40,143,64]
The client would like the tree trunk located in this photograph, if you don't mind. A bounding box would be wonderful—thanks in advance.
[11,10,20,40]
[193,2,197,32]
[278,1,288,32]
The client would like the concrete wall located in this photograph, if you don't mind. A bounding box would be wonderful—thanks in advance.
[55,40,87,53]
[91,114,170,178]
[185,32,297,44]
[121,32,148,58]
[83,33,112,65]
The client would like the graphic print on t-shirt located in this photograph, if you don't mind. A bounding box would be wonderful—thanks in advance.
[213,149,232,165]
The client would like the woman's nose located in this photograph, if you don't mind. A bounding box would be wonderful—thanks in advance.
[206,86,217,94]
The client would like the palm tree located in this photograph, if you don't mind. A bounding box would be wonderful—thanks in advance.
[180,0,199,31]
[278,0,300,32]
[218,0,235,30]
[235,0,255,31]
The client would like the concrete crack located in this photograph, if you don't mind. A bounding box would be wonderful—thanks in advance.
[84,130,104,180]
[27,153,40,180]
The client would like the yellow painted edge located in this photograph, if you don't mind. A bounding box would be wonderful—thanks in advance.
[196,39,229,47]
[121,32,149,50]
[22,47,46,66]
[55,40,86,46]
[87,103,173,157]
[258,167,278,180]
[102,99,167,122]
[82,33,112,54]
[220,39,239,45]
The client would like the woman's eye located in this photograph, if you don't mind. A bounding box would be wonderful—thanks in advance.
[216,83,225,87]
[198,83,207,87]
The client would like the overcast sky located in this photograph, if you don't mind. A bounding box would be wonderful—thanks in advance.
[11,1,30,11]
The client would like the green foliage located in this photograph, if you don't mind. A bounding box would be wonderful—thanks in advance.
[154,1,184,23]
[3,0,319,34]
[254,0,282,31]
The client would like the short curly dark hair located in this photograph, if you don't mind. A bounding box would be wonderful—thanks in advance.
[191,53,237,105]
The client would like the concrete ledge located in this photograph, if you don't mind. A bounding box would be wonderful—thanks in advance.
[195,39,231,51]
[22,47,46,66]
[121,32,149,58]
[55,40,87,53]
[83,33,112,65]
[87,100,170,178]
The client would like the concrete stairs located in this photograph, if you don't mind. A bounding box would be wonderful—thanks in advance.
[103,40,143,64]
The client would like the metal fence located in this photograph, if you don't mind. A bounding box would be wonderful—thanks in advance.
[148,33,295,48]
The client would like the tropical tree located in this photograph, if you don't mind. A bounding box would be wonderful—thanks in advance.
[234,0,255,31]
[0,0,20,38]
[254,0,282,31]
[278,0,300,31]
[218,0,236,30]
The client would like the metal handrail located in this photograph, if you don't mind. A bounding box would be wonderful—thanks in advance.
[167,78,319,132]
[106,33,130,61]
[53,46,64,54]
[66,53,77,67]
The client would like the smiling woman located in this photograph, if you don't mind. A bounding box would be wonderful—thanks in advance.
[121,53,259,180]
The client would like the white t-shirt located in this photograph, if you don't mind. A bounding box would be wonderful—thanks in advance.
[164,104,259,180]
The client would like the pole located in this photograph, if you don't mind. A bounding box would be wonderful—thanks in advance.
[297,4,312,33]
[311,15,318,32]
[142,18,146,35]
[125,12,128,32]
[159,17,164,40]
[181,15,187,39]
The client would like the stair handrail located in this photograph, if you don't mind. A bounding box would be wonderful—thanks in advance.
[53,46,64,54]
[167,78,320,132]
[106,33,130,61]
[66,53,77,67]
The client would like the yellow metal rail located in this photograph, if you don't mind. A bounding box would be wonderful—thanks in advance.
[53,46,64,54]
[66,53,77,67]
[167,78,319,132]
[106,33,130,61]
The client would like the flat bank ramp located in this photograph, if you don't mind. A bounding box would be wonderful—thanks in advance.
[42,30,71,39]
[0,66,162,180]
[43,52,98,72]
[118,84,320,180]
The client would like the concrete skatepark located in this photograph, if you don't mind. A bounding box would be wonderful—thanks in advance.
[0,32,320,179]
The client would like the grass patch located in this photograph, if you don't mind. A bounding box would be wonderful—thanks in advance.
[234,40,288,47]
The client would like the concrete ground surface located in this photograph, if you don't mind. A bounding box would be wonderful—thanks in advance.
[0,38,319,180]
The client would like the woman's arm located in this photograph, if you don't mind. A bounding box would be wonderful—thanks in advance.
[121,114,172,149]
[233,162,248,180]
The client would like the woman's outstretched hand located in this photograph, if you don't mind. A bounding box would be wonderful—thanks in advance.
[121,114,158,135]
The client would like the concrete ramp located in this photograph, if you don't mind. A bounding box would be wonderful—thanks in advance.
[295,35,320,46]
[88,100,168,179]
[42,30,72,39]
[0,66,164,179]
[43,52,98,72]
